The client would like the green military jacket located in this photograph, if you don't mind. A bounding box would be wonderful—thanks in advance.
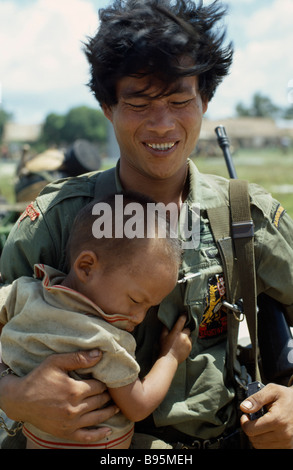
[1,159,293,440]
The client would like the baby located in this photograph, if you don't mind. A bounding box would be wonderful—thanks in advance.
[0,192,192,449]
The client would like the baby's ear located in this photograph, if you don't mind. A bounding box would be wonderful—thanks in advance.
[73,250,99,282]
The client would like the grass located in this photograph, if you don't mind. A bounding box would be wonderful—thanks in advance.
[0,161,17,203]
[1,147,293,218]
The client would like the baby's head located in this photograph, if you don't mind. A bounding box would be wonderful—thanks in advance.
[65,192,182,331]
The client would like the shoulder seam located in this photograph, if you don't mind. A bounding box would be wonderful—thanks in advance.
[36,172,99,213]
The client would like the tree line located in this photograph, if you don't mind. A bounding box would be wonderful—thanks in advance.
[235,92,293,120]
[0,106,108,150]
[1,93,292,147]
[40,106,108,146]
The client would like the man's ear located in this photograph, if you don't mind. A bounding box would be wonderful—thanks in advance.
[73,250,99,283]
[102,103,113,123]
[202,98,208,115]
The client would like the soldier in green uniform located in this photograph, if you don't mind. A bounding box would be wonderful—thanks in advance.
[1,0,293,449]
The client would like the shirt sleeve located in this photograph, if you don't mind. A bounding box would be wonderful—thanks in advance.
[0,202,57,281]
[74,319,140,388]
[0,176,96,282]
[1,293,140,388]
[252,188,293,324]
[0,283,17,325]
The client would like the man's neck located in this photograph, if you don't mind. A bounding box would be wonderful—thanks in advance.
[119,162,189,208]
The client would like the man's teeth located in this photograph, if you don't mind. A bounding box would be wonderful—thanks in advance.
[147,142,175,150]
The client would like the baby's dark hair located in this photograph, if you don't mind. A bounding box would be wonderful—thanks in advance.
[66,191,182,272]
[84,0,233,105]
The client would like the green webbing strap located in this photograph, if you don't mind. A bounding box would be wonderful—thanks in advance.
[207,205,241,381]
[229,179,260,382]
[206,205,236,299]
[207,179,260,383]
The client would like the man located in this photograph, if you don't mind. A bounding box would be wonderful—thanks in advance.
[1,0,293,449]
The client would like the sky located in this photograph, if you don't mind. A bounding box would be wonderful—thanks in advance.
[0,0,292,124]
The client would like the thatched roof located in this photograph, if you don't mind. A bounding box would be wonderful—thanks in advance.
[3,122,42,142]
[200,117,293,140]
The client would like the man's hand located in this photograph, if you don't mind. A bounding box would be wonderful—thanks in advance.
[240,383,293,449]
[0,350,118,443]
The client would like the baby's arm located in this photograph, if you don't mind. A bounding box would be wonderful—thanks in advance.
[108,315,191,422]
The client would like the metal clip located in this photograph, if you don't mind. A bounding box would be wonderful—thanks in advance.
[0,418,23,437]
[177,272,201,284]
[234,373,248,391]
[222,300,244,322]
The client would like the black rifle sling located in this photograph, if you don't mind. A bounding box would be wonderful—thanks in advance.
[207,179,260,382]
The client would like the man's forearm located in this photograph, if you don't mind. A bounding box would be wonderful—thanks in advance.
[0,364,20,421]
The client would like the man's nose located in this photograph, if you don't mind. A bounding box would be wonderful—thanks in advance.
[146,104,176,135]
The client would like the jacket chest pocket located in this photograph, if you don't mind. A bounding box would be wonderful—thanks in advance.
[183,270,228,342]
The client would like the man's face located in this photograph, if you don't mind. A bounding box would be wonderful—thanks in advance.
[103,75,208,181]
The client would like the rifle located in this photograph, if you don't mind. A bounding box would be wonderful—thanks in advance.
[215,125,293,385]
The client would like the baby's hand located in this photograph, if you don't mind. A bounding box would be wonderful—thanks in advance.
[159,315,192,364]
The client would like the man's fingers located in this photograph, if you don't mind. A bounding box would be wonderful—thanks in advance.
[79,404,119,429]
[73,426,113,444]
[240,384,293,448]
[66,405,120,443]
[45,350,103,373]
[79,390,118,414]
[240,383,277,415]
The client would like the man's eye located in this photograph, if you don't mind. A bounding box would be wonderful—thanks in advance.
[126,102,147,109]
[172,99,192,106]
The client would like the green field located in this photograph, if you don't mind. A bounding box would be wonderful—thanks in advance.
[194,148,293,219]
[1,147,293,218]
[0,161,17,203]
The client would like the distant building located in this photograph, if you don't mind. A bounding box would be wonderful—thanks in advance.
[2,122,42,143]
[198,117,293,155]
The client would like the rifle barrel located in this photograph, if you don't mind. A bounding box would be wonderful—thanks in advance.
[215,125,238,179]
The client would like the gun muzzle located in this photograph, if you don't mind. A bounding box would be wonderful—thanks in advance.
[215,125,230,150]
[215,125,238,179]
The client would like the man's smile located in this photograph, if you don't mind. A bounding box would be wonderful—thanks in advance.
[146,142,176,150]
[143,141,179,154]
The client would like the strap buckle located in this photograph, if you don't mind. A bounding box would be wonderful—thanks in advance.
[232,220,254,239]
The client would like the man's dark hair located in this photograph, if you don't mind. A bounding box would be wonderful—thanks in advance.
[66,191,182,272]
[84,0,233,105]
